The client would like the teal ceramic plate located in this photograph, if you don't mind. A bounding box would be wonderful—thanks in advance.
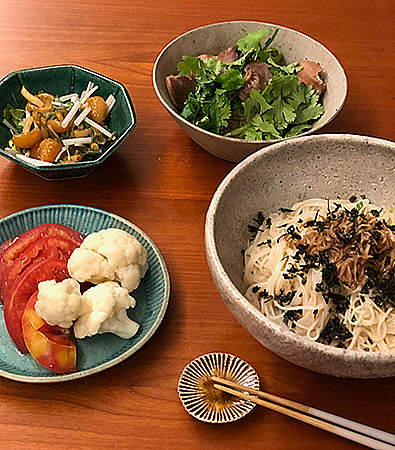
[0,65,137,180]
[0,205,170,382]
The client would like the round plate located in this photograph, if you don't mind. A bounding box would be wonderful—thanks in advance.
[0,204,170,382]
[178,352,260,423]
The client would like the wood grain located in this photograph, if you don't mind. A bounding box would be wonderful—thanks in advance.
[0,0,394,449]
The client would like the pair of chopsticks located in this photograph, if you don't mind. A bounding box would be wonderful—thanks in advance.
[212,376,395,450]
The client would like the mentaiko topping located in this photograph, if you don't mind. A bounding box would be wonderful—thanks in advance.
[244,197,395,353]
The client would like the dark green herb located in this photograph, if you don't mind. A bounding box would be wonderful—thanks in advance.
[370,209,381,217]
[258,289,273,303]
[325,293,350,314]
[283,309,302,326]
[247,224,265,238]
[364,268,395,310]
[177,28,325,140]
[248,211,267,237]
[320,317,352,345]
[279,207,294,213]
[319,252,340,290]
[257,239,272,248]
[3,104,25,133]
[275,289,297,306]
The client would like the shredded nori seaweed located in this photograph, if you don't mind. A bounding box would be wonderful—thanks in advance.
[320,317,352,345]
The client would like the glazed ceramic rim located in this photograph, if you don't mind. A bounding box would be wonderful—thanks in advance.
[178,352,260,423]
[205,134,395,366]
[153,20,347,145]
[0,64,137,173]
[0,204,170,383]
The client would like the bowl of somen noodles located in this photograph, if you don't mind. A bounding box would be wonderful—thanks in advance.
[205,133,395,378]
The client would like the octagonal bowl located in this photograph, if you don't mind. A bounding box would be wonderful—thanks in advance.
[0,65,137,180]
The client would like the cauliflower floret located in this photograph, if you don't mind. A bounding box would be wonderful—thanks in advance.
[35,278,84,329]
[68,228,148,291]
[74,281,139,339]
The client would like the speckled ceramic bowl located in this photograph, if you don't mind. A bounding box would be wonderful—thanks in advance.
[153,21,347,163]
[205,134,395,378]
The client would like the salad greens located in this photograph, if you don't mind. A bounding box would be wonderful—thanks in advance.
[3,104,25,134]
[2,82,116,164]
[176,28,325,140]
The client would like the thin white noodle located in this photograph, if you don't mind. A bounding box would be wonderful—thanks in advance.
[244,198,395,352]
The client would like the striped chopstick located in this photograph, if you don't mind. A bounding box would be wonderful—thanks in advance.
[211,376,395,450]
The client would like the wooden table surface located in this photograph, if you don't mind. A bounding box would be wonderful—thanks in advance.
[0,0,394,449]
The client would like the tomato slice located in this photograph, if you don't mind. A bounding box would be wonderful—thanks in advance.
[0,236,20,297]
[4,258,69,353]
[22,291,77,374]
[1,236,80,305]
[0,236,19,254]
[0,224,83,303]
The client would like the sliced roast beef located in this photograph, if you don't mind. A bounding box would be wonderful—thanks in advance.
[165,75,197,109]
[216,46,239,64]
[198,46,239,64]
[297,60,325,95]
[238,62,273,101]
[198,53,216,60]
[166,46,240,109]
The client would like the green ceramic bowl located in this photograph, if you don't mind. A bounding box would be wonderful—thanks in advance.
[0,65,137,180]
[0,204,170,382]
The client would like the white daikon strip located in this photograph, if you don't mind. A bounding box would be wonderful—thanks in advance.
[80,85,98,104]
[3,119,18,134]
[15,153,53,166]
[83,117,113,138]
[74,106,91,126]
[55,146,69,162]
[61,99,81,128]
[59,94,76,102]
[105,94,116,113]
[5,146,18,155]
[62,137,92,146]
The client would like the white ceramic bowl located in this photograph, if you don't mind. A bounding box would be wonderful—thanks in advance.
[205,134,395,378]
[153,21,347,163]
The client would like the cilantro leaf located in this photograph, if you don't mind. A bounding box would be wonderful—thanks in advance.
[294,87,325,124]
[244,89,272,122]
[174,27,325,141]
[285,123,312,138]
[236,28,271,54]
[210,93,232,132]
[264,94,296,130]
[216,68,246,91]
[244,126,263,141]
[267,59,300,76]
[177,56,200,77]
[199,58,223,78]
[286,78,306,109]
[251,115,282,139]
[196,92,231,133]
